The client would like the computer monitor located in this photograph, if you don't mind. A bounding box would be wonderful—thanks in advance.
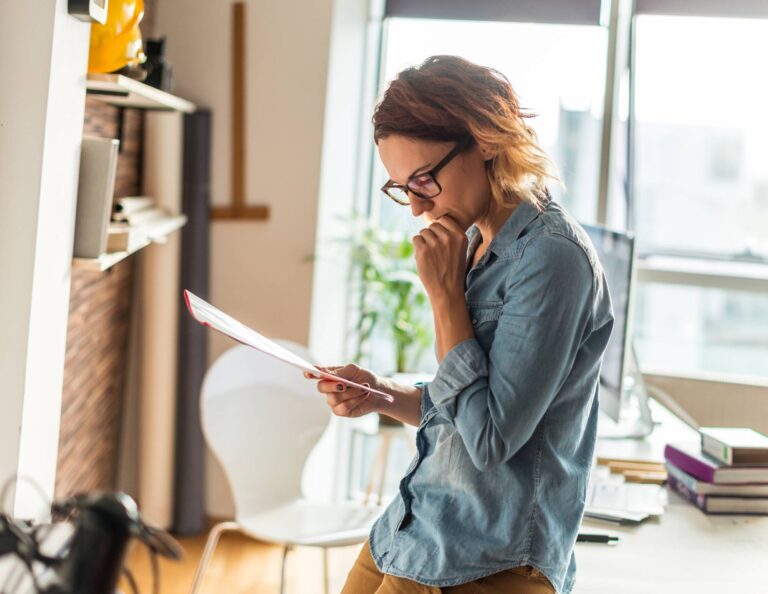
[582,225,655,438]
[581,223,650,434]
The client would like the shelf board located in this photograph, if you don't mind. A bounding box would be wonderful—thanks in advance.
[73,214,187,272]
[86,74,196,113]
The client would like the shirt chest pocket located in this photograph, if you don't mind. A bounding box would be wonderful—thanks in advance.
[468,301,503,343]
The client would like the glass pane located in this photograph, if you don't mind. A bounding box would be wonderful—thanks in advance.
[633,15,768,261]
[373,17,608,228]
[634,283,768,381]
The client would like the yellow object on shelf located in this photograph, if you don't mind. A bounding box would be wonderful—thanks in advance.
[88,0,146,74]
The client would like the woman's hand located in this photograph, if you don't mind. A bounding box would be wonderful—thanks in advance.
[304,364,383,418]
[413,214,475,362]
[413,215,468,304]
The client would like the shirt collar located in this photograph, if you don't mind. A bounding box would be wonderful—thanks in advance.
[466,193,549,260]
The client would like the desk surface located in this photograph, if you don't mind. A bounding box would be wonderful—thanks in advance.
[574,402,768,593]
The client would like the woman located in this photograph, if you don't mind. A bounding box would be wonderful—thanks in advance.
[307,56,613,594]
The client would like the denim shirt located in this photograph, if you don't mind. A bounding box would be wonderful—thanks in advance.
[369,198,614,594]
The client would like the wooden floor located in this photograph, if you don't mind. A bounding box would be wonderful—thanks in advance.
[119,527,361,594]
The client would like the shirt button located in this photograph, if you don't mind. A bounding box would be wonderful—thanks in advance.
[472,318,478,325]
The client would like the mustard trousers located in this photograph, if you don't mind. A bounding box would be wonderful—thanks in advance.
[341,542,556,594]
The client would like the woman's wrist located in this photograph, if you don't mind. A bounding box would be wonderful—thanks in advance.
[374,375,424,426]
[431,291,473,362]
[428,286,465,311]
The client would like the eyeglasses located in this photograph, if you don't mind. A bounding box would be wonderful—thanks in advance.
[381,136,474,206]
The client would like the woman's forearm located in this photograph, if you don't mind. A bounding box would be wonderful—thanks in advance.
[372,294,472,427]
[432,293,474,363]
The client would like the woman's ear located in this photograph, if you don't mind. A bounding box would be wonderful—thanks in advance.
[477,141,495,161]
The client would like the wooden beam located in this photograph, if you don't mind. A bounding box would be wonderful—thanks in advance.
[232,1,245,212]
[213,1,270,221]
[211,206,270,220]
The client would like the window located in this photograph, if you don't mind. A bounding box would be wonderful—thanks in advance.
[635,284,768,378]
[354,5,768,385]
[632,15,768,380]
[633,16,768,259]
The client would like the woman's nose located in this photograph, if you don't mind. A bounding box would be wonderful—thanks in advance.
[410,196,433,217]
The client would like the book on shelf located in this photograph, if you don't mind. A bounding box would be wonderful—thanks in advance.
[665,461,768,497]
[664,443,768,485]
[114,196,154,215]
[699,427,768,466]
[112,206,165,225]
[73,137,120,258]
[667,474,768,515]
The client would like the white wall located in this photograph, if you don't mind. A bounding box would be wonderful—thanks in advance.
[155,0,372,516]
[0,0,90,518]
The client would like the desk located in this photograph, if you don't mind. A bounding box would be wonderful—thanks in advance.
[574,401,768,593]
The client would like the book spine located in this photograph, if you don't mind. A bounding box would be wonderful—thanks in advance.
[664,445,716,483]
[701,433,732,465]
[667,474,707,512]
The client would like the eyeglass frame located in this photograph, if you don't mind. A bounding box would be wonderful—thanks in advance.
[380,135,475,205]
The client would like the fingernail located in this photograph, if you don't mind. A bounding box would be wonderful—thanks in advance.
[337,384,344,392]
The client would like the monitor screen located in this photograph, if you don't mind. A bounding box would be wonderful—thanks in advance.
[581,224,634,422]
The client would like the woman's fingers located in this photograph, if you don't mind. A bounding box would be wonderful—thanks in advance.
[303,362,376,417]
[327,392,371,417]
[428,222,452,243]
[316,379,349,394]
[417,227,439,246]
[435,214,463,234]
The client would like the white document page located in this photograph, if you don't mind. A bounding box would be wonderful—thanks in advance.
[184,290,394,402]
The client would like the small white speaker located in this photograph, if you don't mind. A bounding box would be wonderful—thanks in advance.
[73,137,120,258]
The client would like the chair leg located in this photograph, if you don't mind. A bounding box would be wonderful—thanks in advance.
[322,547,330,594]
[364,433,391,506]
[279,545,292,594]
[189,521,241,594]
[375,433,392,505]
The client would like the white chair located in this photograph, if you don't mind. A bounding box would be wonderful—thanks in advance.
[190,341,380,594]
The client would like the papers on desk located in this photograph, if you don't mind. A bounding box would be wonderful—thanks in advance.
[184,290,394,402]
[584,465,668,524]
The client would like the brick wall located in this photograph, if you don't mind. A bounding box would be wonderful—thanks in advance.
[54,98,144,499]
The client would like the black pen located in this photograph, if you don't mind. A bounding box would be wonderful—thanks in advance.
[576,533,620,544]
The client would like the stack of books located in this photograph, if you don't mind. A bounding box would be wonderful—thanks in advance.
[107,196,182,253]
[665,427,768,515]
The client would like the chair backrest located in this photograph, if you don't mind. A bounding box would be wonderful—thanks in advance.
[200,342,330,518]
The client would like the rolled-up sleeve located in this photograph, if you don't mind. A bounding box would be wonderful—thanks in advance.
[428,234,595,471]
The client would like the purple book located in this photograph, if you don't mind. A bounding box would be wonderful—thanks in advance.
[664,443,768,485]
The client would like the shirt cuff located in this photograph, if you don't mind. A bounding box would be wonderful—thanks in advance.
[429,338,489,417]
[418,382,435,421]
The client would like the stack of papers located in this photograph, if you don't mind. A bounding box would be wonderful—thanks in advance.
[584,465,668,524]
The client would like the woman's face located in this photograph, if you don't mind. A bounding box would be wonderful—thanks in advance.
[377,135,493,231]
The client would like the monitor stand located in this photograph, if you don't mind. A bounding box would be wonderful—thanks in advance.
[597,344,658,439]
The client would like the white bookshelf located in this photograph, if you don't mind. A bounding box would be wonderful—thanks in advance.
[86,73,196,113]
[73,214,187,272]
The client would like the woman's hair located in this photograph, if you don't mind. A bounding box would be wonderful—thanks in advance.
[372,55,560,209]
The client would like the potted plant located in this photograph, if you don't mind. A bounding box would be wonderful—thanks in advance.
[344,216,434,376]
